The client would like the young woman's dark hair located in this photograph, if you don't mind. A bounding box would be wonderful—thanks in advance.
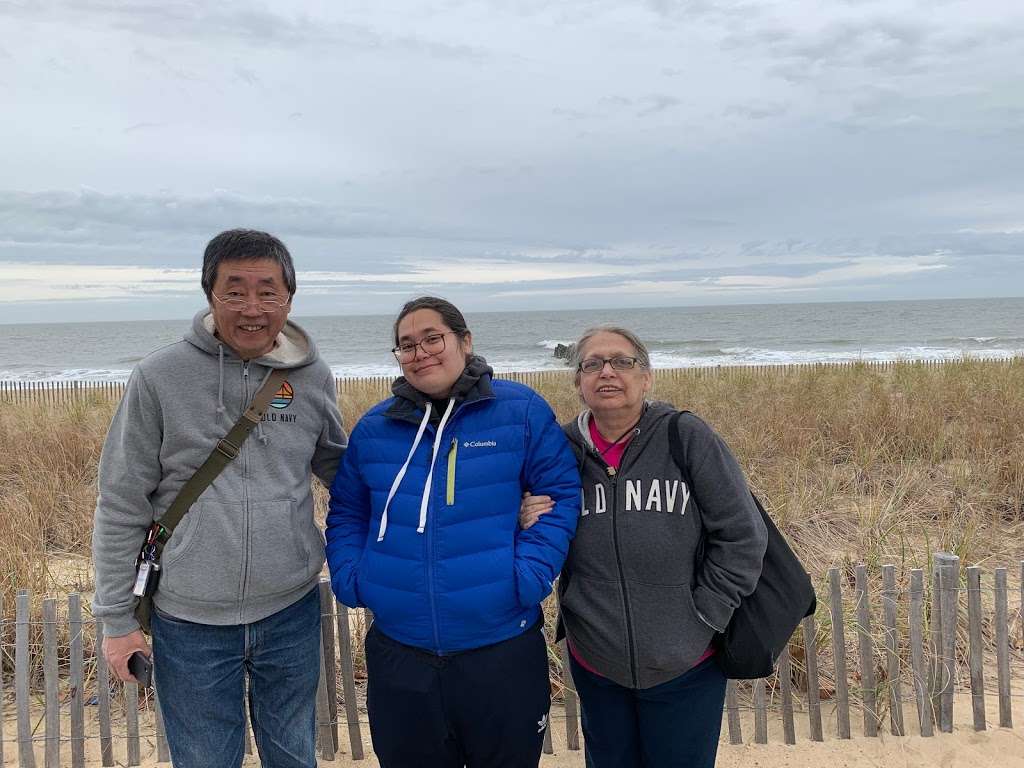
[392,296,470,345]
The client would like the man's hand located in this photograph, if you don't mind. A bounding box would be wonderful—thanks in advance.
[103,630,152,683]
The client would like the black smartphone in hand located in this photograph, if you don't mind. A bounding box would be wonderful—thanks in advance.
[128,651,153,687]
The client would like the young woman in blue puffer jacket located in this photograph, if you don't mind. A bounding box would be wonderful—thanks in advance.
[326,296,580,768]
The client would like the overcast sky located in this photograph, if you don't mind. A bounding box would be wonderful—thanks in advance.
[1,0,1022,323]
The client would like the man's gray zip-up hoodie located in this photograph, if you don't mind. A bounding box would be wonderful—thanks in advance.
[559,402,766,689]
[92,310,347,637]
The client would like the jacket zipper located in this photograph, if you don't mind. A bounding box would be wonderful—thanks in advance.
[603,434,640,688]
[239,361,251,621]
[425,399,485,654]
[446,438,458,505]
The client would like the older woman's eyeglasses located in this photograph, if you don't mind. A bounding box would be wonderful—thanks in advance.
[392,332,457,363]
[578,356,643,375]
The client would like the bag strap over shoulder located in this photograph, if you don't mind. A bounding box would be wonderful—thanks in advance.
[148,367,289,558]
[666,410,692,487]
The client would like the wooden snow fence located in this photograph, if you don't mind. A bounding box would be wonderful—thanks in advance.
[3,358,1023,407]
[2,557,1024,765]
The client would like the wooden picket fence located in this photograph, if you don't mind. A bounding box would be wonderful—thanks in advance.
[2,358,1022,406]
[2,553,1023,765]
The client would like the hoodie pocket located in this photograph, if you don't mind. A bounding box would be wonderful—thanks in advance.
[559,574,630,665]
[626,581,713,672]
[247,500,315,598]
[159,501,244,604]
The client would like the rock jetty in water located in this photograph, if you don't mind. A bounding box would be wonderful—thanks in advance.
[553,343,575,363]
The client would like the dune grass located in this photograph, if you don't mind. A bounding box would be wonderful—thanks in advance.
[2,360,1023,691]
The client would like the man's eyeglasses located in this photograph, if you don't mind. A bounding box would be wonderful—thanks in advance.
[213,293,290,313]
[578,356,644,375]
[392,332,458,363]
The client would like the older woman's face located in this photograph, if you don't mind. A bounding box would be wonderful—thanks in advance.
[576,331,652,417]
[396,308,472,398]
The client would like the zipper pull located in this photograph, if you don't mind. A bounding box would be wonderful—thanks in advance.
[606,466,616,477]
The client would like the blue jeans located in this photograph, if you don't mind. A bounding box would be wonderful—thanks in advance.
[152,587,321,768]
[571,655,727,768]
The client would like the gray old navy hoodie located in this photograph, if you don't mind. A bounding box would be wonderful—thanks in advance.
[92,310,346,637]
[559,401,767,689]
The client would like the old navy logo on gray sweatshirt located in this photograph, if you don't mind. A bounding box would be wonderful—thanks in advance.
[581,477,691,516]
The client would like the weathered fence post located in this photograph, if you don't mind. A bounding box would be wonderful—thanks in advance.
[928,563,942,723]
[42,598,60,768]
[778,646,796,745]
[965,566,986,731]
[95,621,115,767]
[828,569,851,739]
[335,602,365,760]
[753,678,768,744]
[558,640,580,750]
[68,594,86,768]
[801,614,823,742]
[854,565,878,737]
[994,567,1012,728]
[125,677,141,766]
[542,715,554,755]
[908,569,933,736]
[725,680,742,745]
[319,579,340,753]
[0,596,4,768]
[936,552,960,733]
[16,590,35,768]
[315,634,335,762]
[881,565,905,736]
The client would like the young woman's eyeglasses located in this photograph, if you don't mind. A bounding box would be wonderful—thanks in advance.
[392,332,458,363]
[578,356,643,374]
[212,293,290,313]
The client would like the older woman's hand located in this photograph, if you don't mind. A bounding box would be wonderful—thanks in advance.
[519,492,555,530]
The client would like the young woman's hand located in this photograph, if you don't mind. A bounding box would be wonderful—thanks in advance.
[519,492,555,530]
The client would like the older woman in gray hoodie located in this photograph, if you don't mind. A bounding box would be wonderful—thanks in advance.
[520,325,767,768]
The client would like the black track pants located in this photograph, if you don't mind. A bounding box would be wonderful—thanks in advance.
[365,623,551,768]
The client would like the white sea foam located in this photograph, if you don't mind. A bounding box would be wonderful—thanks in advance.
[0,368,133,383]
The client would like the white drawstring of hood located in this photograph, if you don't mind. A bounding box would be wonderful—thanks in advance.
[254,367,272,445]
[216,345,226,415]
[377,397,456,542]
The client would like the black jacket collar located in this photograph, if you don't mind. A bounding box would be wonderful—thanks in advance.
[385,355,495,425]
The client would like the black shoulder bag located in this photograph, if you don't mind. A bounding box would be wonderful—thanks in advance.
[667,410,816,680]
[131,368,289,633]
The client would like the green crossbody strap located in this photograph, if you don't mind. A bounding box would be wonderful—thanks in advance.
[146,367,289,559]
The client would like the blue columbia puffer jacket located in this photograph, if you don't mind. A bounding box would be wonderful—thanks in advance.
[325,360,579,653]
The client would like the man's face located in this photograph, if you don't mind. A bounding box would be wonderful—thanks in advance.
[208,259,291,360]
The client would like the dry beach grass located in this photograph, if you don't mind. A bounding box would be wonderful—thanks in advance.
[2,359,1024,693]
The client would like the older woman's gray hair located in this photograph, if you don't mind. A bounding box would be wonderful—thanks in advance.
[570,325,652,386]
[571,326,651,368]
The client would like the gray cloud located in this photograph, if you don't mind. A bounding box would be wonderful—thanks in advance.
[723,101,788,120]
[0,188,437,246]
[123,122,166,133]
[6,0,485,59]
[1,0,1021,320]
[637,94,682,117]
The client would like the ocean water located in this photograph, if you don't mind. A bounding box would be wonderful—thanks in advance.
[1,297,1022,382]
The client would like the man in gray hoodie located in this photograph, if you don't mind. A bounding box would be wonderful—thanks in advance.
[92,229,346,768]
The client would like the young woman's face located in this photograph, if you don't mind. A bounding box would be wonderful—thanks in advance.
[576,331,652,418]
[395,309,473,398]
